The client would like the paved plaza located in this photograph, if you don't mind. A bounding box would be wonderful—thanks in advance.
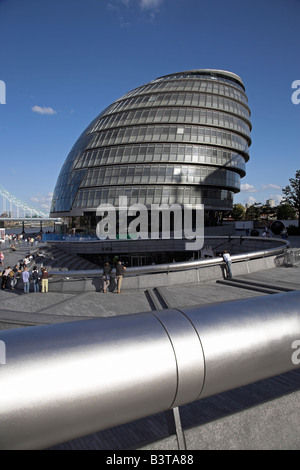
[1,236,300,449]
[0,236,300,330]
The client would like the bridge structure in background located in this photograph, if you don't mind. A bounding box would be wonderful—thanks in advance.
[0,183,61,234]
[0,183,49,218]
[0,217,61,235]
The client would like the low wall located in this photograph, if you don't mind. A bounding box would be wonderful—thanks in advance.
[12,236,288,293]
[47,253,283,293]
[45,234,286,257]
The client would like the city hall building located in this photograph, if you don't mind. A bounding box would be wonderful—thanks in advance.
[50,69,251,265]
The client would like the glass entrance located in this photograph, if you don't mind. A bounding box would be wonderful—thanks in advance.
[131,255,147,266]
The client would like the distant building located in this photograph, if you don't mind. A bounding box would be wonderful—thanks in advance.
[266,199,276,208]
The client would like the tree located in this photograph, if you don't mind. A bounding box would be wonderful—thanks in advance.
[245,203,262,220]
[277,203,297,221]
[232,203,245,220]
[282,170,300,228]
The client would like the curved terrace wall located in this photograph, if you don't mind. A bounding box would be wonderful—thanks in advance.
[45,236,290,292]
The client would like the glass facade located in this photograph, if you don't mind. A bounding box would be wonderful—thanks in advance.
[50,69,251,224]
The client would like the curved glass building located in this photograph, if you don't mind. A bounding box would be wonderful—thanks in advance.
[50,69,251,233]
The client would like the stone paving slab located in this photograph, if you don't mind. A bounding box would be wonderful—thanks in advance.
[48,369,300,450]
[0,275,273,329]
[1,236,300,449]
[158,282,266,309]
[237,266,300,288]
[0,290,153,329]
[1,265,300,330]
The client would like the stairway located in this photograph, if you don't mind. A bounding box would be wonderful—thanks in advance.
[216,277,296,295]
[39,244,99,271]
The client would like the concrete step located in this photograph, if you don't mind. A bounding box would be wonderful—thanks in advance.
[43,249,95,271]
[228,277,295,292]
[153,287,171,309]
[74,258,99,270]
[144,287,171,310]
[44,245,99,271]
[216,279,282,294]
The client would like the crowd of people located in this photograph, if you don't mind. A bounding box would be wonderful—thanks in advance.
[0,232,50,294]
[1,232,128,295]
[2,232,42,246]
[19,266,49,294]
[1,261,49,294]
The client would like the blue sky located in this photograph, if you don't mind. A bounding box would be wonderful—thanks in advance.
[0,0,299,214]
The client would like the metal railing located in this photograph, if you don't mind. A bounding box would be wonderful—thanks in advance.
[47,236,290,278]
[0,290,299,449]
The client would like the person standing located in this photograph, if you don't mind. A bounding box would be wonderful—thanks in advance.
[41,267,49,293]
[223,250,233,279]
[0,252,4,266]
[31,266,40,293]
[102,262,112,293]
[281,227,288,239]
[11,264,21,290]
[22,267,30,294]
[2,266,12,290]
[116,261,126,294]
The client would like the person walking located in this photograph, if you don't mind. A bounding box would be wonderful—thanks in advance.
[0,252,4,266]
[102,262,112,293]
[41,267,49,293]
[22,266,30,294]
[116,261,126,294]
[223,250,233,279]
[31,266,40,293]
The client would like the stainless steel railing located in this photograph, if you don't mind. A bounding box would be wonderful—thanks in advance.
[47,236,290,278]
[0,290,299,449]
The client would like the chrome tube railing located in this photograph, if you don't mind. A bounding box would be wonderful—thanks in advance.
[0,291,299,449]
[48,236,290,278]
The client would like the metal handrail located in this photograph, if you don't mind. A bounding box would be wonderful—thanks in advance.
[48,236,290,278]
[0,290,299,449]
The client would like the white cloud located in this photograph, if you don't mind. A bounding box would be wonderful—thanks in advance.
[241,183,282,194]
[108,0,163,24]
[107,2,120,12]
[107,2,131,26]
[262,183,282,191]
[139,0,163,10]
[32,105,57,115]
[244,196,259,205]
[269,194,284,204]
[240,183,258,193]
[30,193,53,211]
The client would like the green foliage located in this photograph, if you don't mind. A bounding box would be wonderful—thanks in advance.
[277,203,297,220]
[232,203,245,220]
[282,170,300,228]
[245,203,262,220]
